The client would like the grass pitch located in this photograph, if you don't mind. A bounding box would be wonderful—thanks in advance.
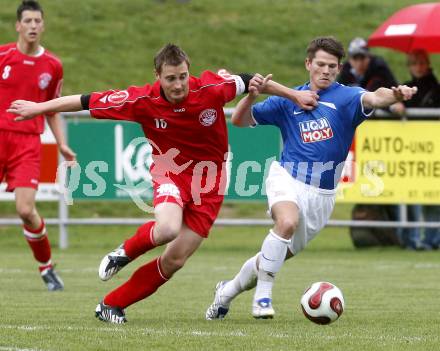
[0,211,439,351]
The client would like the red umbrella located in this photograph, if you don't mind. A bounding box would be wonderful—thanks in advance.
[368,2,440,53]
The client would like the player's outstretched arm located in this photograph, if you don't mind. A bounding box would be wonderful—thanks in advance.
[262,80,319,110]
[8,95,83,121]
[362,85,417,110]
[231,94,258,127]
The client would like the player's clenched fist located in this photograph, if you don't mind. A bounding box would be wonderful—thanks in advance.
[392,85,418,101]
[249,73,273,97]
[291,90,319,110]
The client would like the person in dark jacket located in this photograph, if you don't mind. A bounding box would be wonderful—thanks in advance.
[338,38,401,248]
[400,49,440,250]
[338,37,398,91]
[403,49,440,108]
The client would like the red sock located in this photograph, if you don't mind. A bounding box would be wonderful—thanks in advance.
[104,257,168,309]
[23,219,52,272]
[124,221,156,260]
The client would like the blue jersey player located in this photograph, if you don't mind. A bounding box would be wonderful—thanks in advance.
[206,36,417,320]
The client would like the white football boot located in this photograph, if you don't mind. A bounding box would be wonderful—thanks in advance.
[252,297,275,319]
[98,244,131,281]
[205,281,230,320]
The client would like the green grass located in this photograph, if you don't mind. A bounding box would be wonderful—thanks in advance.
[0,219,439,351]
[1,1,440,349]
[1,0,438,97]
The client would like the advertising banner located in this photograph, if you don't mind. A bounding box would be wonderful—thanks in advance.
[337,121,440,204]
[67,119,280,203]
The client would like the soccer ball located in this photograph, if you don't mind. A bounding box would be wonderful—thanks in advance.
[300,282,344,325]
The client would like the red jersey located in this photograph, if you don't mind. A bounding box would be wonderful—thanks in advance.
[89,71,243,170]
[0,43,63,134]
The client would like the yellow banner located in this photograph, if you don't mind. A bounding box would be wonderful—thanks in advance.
[337,120,440,204]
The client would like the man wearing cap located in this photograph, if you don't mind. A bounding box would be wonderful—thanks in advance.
[338,37,398,91]
[338,37,401,249]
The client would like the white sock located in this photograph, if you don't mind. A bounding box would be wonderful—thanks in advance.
[254,230,290,301]
[221,253,259,304]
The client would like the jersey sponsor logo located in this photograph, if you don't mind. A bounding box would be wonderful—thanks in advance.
[38,73,52,90]
[23,60,35,66]
[156,183,181,199]
[199,108,217,126]
[299,117,334,143]
[108,90,129,104]
[174,108,185,112]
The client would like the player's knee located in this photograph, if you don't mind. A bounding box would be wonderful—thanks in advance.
[155,221,181,243]
[161,255,187,274]
[16,203,35,221]
[275,217,298,236]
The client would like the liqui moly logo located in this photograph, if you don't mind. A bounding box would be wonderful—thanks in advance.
[299,117,333,143]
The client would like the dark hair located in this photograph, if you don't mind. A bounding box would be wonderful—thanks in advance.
[17,0,43,21]
[154,44,190,74]
[307,36,345,62]
[407,49,430,66]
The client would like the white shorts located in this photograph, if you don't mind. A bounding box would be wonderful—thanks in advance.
[265,161,336,255]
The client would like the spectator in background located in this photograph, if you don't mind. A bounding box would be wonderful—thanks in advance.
[397,49,440,250]
[402,50,440,108]
[338,37,398,91]
[338,37,402,248]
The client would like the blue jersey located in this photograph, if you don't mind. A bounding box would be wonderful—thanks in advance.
[252,82,372,190]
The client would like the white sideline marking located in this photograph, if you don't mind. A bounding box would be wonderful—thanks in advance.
[0,324,249,338]
[414,263,440,269]
[0,347,43,351]
[374,262,440,270]
[0,325,437,343]
[0,267,97,274]
[0,269,23,274]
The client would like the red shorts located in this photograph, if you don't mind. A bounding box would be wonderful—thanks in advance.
[0,130,41,192]
[152,166,225,238]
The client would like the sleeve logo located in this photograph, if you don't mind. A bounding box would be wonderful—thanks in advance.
[217,68,234,80]
[108,90,129,104]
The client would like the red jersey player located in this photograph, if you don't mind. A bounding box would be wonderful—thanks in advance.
[8,43,318,323]
[0,1,76,291]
